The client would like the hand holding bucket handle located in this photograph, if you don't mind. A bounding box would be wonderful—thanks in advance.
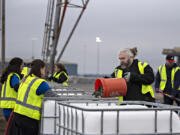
[123,72,131,82]
[92,86,103,98]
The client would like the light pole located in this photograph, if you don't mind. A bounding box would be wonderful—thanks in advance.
[96,37,102,75]
[83,44,86,75]
[1,0,5,73]
[31,38,38,59]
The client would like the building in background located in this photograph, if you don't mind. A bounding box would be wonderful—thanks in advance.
[162,47,180,66]
[59,61,78,75]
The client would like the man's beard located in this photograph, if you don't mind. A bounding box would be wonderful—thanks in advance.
[120,59,131,69]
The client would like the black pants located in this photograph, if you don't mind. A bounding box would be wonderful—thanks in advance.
[8,113,39,135]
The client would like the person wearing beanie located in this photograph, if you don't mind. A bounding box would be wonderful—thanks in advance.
[155,55,180,105]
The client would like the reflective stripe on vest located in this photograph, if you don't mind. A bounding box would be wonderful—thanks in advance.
[16,100,40,111]
[159,64,167,90]
[53,71,69,86]
[15,78,39,110]
[138,62,155,98]
[171,67,180,90]
[114,69,123,101]
[159,65,180,91]
[14,75,44,120]
[0,73,20,109]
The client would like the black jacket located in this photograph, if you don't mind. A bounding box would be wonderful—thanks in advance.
[48,70,68,84]
[155,63,179,95]
[111,59,154,101]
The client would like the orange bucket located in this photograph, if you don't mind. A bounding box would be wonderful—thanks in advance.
[94,78,127,98]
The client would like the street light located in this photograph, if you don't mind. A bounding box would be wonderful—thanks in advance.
[83,44,87,75]
[96,37,102,75]
[31,38,38,59]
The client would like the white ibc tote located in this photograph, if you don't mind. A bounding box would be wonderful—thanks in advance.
[40,100,180,135]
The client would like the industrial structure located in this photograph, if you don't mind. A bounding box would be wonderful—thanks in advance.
[41,0,89,74]
[0,0,88,74]
[162,47,180,66]
[0,0,5,73]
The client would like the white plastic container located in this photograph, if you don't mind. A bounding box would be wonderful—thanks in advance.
[41,100,180,135]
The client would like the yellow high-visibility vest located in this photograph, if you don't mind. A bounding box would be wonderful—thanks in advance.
[138,62,155,98]
[115,61,155,100]
[159,64,180,90]
[53,71,69,86]
[0,73,20,109]
[21,67,30,78]
[14,74,45,120]
[114,69,124,101]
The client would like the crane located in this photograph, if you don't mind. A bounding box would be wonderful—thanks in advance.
[41,0,89,75]
[0,0,6,73]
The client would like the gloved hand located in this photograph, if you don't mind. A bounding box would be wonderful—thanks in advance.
[170,95,175,100]
[123,72,131,82]
[92,90,101,98]
[92,86,103,97]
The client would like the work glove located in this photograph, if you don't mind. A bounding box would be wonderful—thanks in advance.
[170,95,175,100]
[92,86,103,98]
[92,90,101,98]
[123,72,131,82]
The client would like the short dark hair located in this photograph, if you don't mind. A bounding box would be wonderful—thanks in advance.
[29,59,45,78]
[55,63,66,71]
[1,57,23,83]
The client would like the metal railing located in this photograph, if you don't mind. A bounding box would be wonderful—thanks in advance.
[40,100,180,135]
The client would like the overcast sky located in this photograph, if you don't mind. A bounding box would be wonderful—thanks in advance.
[1,0,180,74]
